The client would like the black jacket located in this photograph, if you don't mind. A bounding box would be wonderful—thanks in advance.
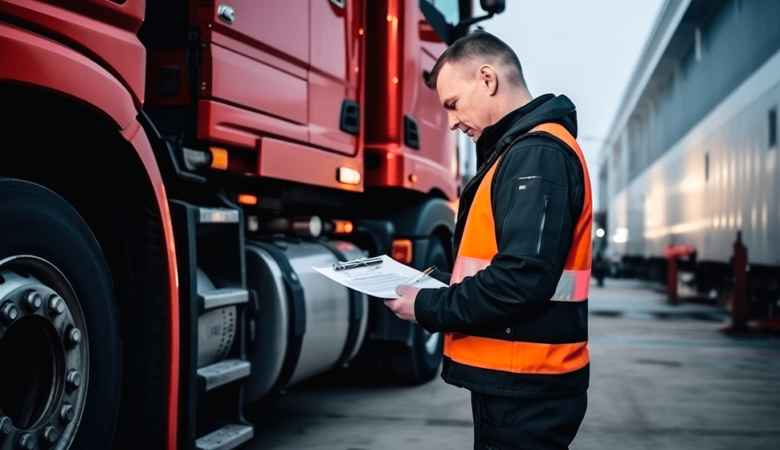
[415,94,586,398]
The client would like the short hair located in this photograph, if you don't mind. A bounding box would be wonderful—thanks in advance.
[425,30,525,90]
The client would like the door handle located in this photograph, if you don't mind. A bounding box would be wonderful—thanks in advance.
[217,5,235,25]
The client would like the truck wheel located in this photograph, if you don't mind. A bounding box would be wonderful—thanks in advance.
[388,235,449,384]
[0,178,121,449]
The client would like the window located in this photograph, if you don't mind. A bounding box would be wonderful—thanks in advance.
[423,0,460,25]
[769,108,777,149]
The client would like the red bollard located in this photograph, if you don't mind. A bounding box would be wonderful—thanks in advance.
[730,232,749,330]
[663,244,695,304]
[667,254,678,302]
[719,231,750,334]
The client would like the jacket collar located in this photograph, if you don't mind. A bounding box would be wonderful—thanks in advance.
[475,94,578,167]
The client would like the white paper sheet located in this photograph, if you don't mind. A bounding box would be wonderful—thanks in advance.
[313,255,447,298]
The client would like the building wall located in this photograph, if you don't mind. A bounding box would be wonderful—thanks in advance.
[627,0,780,184]
[602,0,780,266]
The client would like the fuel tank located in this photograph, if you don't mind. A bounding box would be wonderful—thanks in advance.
[244,239,368,402]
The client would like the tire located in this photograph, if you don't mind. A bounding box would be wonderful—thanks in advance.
[388,235,450,384]
[0,178,121,449]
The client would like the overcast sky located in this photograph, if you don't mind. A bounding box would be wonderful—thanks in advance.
[479,0,666,207]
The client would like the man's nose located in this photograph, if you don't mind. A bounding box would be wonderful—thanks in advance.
[447,112,460,131]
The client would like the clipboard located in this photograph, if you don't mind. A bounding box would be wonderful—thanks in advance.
[332,256,384,271]
[313,255,447,298]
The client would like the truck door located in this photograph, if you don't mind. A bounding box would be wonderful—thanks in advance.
[196,1,360,157]
[197,0,311,146]
[412,12,458,190]
[401,0,460,198]
[308,0,362,156]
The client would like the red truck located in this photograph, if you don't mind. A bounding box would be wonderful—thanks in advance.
[0,1,503,449]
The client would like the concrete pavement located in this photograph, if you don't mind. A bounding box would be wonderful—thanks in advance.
[577,279,780,450]
[246,278,780,449]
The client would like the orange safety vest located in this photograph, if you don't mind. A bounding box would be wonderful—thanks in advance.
[444,123,592,376]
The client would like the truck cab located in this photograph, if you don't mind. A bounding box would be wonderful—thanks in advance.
[0,1,503,449]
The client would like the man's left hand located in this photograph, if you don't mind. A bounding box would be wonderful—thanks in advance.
[384,284,420,323]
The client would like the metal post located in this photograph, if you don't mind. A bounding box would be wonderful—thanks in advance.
[667,254,678,304]
[730,231,748,330]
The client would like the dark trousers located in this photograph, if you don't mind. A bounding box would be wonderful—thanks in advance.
[471,391,587,450]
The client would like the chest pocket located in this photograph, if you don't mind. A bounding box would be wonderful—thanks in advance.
[499,176,567,263]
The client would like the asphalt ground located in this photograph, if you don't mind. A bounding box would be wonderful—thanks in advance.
[245,278,780,449]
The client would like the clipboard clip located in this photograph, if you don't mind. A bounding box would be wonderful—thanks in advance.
[332,256,383,271]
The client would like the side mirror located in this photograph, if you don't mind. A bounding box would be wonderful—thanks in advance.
[418,0,506,46]
[480,0,506,15]
[453,0,506,41]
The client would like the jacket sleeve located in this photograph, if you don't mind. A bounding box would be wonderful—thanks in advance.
[429,268,451,285]
[414,141,582,334]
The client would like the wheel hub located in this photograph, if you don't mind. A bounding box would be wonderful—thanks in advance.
[0,257,88,450]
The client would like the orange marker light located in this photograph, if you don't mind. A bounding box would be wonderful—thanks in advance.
[359,28,364,35]
[391,239,413,264]
[209,147,228,170]
[332,220,354,234]
[237,194,258,205]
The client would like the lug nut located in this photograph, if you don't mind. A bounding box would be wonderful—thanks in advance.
[42,426,58,444]
[18,433,34,449]
[0,416,11,435]
[0,302,19,325]
[23,290,42,312]
[67,328,81,347]
[48,296,65,316]
[66,370,81,391]
[60,405,74,424]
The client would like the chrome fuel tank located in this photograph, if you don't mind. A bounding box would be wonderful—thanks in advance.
[244,239,368,401]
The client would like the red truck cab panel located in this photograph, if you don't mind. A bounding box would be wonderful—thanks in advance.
[193,0,364,191]
[363,0,459,201]
[0,0,147,115]
[401,18,458,200]
[0,19,136,129]
[308,0,363,156]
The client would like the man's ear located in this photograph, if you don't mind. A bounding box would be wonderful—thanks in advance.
[479,65,498,96]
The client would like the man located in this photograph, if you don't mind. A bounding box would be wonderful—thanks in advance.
[384,31,592,450]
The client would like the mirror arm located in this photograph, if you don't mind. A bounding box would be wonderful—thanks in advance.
[453,12,495,39]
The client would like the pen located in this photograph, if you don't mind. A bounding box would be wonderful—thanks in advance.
[406,265,437,285]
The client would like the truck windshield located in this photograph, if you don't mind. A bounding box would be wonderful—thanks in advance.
[422,0,460,26]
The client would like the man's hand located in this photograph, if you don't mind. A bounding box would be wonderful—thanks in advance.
[384,284,421,324]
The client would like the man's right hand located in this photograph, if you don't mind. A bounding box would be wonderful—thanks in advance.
[384,284,421,324]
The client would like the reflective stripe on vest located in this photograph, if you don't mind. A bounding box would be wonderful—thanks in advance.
[452,259,590,302]
[443,335,590,374]
[444,122,593,375]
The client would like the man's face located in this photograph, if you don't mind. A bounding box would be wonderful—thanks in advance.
[436,62,493,143]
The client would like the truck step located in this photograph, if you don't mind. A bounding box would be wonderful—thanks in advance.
[195,423,253,450]
[200,288,249,310]
[198,207,240,224]
[197,358,251,392]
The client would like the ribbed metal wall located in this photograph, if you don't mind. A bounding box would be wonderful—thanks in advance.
[625,0,780,184]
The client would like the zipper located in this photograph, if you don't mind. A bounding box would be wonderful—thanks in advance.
[536,194,550,255]
[518,176,542,180]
